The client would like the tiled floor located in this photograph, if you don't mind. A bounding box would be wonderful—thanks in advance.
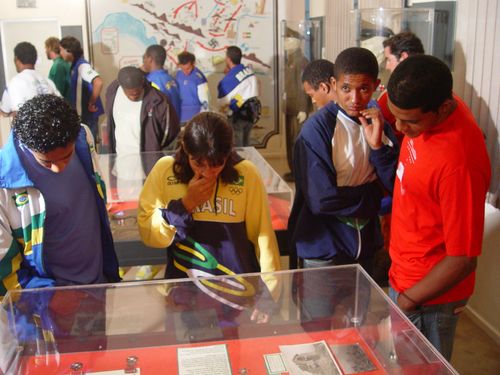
[264,151,500,375]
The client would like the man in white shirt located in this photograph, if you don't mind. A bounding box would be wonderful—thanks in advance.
[0,42,59,116]
[105,66,180,154]
[105,66,180,200]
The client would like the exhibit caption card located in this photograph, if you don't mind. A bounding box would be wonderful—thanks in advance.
[264,353,287,374]
[177,343,232,375]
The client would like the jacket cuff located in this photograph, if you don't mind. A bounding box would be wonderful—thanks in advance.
[161,199,193,242]
[370,144,394,162]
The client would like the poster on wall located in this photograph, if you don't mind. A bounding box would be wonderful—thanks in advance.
[87,0,278,147]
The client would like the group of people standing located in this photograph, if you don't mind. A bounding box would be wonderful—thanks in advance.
[1,37,260,154]
[289,33,491,361]
[0,39,276,324]
[0,32,492,364]
[107,43,260,156]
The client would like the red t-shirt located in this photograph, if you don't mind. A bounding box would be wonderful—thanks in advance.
[389,96,491,305]
[377,90,404,144]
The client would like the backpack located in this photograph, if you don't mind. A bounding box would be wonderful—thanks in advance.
[236,97,262,124]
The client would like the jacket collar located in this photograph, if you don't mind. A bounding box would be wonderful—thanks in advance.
[0,132,34,189]
[0,128,90,189]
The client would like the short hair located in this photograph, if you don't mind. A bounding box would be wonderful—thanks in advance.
[178,51,195,65]
[14,42,37,65]
[145,45,166,66]
[174,112,239,184]
[383,32,424,60]
[334,47,378,82]
[302,59,335,90]
[226,46,242,65]
[45,37,61,54]
[60,36,83,61]
[387,55,453,113]
[13,94,81,153]
[118,66,145,89]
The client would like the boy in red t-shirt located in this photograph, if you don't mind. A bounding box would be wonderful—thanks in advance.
[384,55,491,360]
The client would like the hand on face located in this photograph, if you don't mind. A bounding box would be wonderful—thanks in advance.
[182,171,217,212]
[334,73,380,117]
[359,107,384,150]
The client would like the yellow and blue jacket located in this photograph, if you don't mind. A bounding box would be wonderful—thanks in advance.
[138,156,281,307]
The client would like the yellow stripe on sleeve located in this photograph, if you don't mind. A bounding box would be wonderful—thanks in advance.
[2,253,22,291]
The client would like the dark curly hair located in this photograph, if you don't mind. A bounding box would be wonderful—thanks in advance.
[302,59,335,90]
[387,55,453,113]
[13,94,81,153]
[334,47,378,82]
[173,112,240,184]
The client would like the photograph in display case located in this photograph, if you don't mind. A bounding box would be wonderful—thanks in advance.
[280,340,342,375]
[330,342,376,374]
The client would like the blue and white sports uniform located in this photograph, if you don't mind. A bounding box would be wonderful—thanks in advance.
[146,69,182,118]
[176,67,209,123]
[217,64,258,116]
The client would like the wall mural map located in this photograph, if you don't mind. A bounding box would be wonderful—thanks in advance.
[88,0,278,147]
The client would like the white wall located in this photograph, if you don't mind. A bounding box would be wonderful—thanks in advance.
[310,0,326,18]
[0,0,88,145]
[453,0,499,206]
[452,0,500,344]
[284,0,305,23]
[1,0,88,54]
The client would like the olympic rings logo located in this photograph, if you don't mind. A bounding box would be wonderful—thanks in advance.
[229,187,243,195]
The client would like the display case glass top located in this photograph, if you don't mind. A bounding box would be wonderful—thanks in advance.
[98,147,293,245]
[0,266,458,374]
[98,147,293,205]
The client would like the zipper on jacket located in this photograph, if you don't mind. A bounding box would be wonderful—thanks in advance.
[213,177,220,215]
[355,218,362,260]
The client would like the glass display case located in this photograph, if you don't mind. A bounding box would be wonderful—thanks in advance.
[350,8,434,64]
[96,148,293,267]
[349,8,434,99]
[0,266,458,374]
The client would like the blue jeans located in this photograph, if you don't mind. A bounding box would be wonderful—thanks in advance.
[389,286,467,361]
